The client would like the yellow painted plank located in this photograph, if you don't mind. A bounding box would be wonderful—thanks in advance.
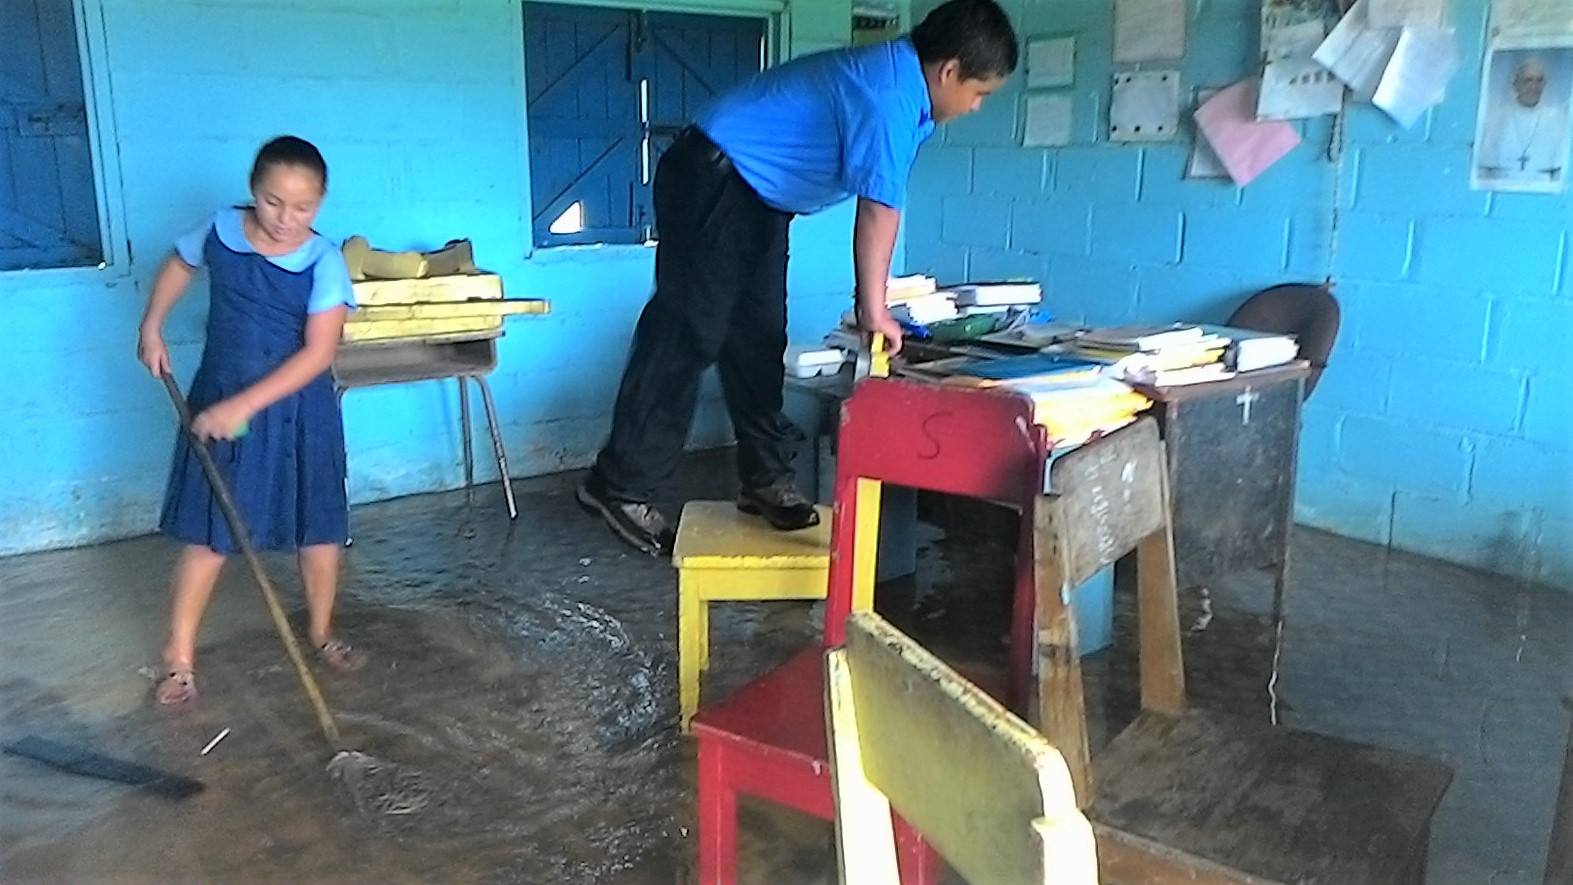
[341,316,500,342]
[686,569,828,601]
[353,300,550,321]
[838,612,1097,885]
[851,478,881,613]
[673,501,832,568]
[678,573,706,731]
[826,647,903,885]
[350,272,504,306]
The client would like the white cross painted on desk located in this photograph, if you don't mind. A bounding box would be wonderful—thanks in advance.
[1236,388,1259,425]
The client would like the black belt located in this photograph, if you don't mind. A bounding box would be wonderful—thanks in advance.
[681,127,733,174]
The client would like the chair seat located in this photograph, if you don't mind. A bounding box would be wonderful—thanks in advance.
[692,647,829,763]
[674,501,834,569]
[692,646,1012,763]
[1091,709,1452,885]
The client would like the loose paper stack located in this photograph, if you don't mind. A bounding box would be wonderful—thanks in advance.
[1313,0,1459,127]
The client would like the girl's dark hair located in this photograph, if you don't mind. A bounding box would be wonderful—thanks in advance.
[911,0,1019,81]
[249,136,328,191]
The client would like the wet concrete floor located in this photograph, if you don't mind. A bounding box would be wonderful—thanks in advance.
[0,447,1567,883]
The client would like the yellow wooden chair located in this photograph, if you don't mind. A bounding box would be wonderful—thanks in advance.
[676,335,890,731]
[674,500,834,730]
[825,610,1099,885]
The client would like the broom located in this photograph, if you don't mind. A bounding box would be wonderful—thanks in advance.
[160,371,427,815]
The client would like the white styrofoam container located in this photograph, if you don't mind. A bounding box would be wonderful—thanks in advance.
[785,346,848,378]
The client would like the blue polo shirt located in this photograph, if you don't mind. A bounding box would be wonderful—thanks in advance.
[696,38,935,215]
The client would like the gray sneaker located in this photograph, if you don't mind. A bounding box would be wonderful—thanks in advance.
[737,480,820,531]
[576,482,676,557]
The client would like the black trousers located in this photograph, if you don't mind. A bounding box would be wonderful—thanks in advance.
[588,129,802,503]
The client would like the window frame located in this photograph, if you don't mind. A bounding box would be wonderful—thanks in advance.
[2,0,130,281]
[518,0,782,255]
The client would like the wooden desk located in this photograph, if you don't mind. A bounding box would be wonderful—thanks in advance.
[784,357,1308,669]
[335,334,518,521]
[1131,362,1309,597]
[899,346,1309,605]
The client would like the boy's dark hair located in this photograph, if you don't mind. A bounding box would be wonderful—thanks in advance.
[250,136,328,191]
[911,0,1019,80]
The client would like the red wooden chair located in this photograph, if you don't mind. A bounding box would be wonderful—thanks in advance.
[691,377,1052,883]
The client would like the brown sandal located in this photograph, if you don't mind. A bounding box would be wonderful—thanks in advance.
[155,668,197,706]
[316,638,367,672]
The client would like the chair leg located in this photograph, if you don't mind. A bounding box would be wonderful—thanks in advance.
[697,738,739,885]
[1009,501,1039,714]
[679,575,704,732]
[895,818,941,885]
[1135,524,1186,716]
[1033,503,1092,807]
[458,376,474,499]
[697,595,711,672]
[474,376,517,521]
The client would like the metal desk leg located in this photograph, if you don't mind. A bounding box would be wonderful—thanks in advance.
[475,376,517,520]
[458,376,474,500]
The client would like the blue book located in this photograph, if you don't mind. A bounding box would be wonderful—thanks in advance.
[956,353,1104,382]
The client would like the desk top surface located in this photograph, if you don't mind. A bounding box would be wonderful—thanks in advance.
[784,356,1311,404]
[1134,360,1311,403]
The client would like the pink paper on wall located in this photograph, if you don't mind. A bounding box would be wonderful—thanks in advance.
[1194,78,1303,186]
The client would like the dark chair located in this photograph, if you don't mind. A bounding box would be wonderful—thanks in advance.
[1227,284,1340,398]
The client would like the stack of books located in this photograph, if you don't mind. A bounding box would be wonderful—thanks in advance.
[1066,324,1232,387]
[938,352,1104,387]
[944,281,1043,317]
[897,351,1150,448]
[836,275,957,329]
[886,274,938,302]
[1202,325,1300,372]
[890,294,960,326]
[977,320,1084,351]
[882,274,959,326]
[1017,378,1153,449]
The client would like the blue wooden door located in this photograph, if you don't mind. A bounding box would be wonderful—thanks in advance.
[636,12,765,232]
[523,5,766,247]
[1,0,100,271]
[523,4,642,246]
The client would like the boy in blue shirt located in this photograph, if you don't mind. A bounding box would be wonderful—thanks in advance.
[579,0,1018,555]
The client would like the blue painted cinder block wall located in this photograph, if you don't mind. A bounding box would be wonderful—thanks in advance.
[0,0,857,556]
[905,0,1572,588]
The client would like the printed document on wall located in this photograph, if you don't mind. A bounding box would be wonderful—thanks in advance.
[1368,0,1446,28]
[1372,26,1460,127]
[1260,11,1344,119]
[1314,0,1403,99]
[1115,0,1187,62]
[1471,36,1572,194]
[1023,93,1075,147]
[1491,0,1573,37]
[1027,36,1077,88]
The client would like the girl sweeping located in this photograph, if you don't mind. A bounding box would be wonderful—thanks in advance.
[137,135,364,706]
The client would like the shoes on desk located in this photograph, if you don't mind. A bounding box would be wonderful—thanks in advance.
[737,480,821,531]
[576,481,676,557]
